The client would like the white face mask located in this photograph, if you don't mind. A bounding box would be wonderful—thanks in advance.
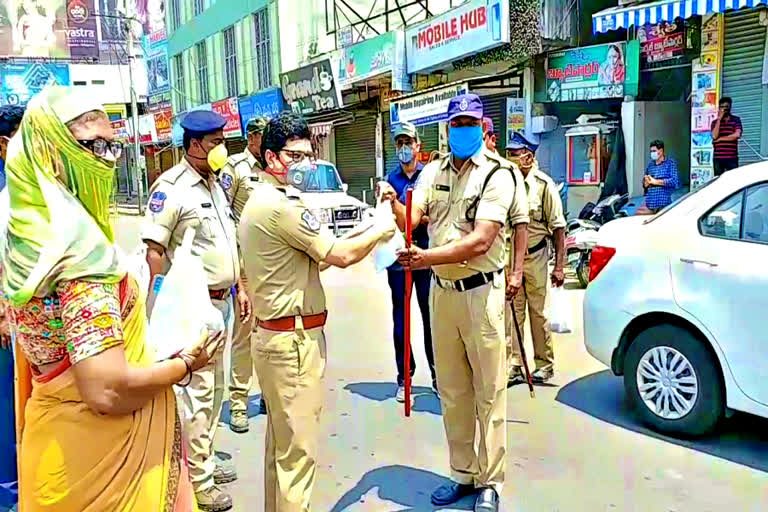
[650,150,659,161]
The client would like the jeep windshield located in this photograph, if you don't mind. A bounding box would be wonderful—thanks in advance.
[301,163,344,192]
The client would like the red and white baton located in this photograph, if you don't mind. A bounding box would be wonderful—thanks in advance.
[404,188,413,416]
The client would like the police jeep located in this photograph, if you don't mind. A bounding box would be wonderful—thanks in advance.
[288,159,372,237]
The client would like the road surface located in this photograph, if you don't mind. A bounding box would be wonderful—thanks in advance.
[115,214,767,512]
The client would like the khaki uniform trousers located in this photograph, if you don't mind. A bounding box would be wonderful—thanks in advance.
[252,320,327,512]
[506,245,554,373]
[431,271,507,494]
[229,298,256,412]
[178,296,234,492]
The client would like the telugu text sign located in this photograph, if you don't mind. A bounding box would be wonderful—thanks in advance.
[546,42,630,102]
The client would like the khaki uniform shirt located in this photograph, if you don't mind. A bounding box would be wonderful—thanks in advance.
[220,148,263,219]
[238,173,336,321]
[524,162,567,249]
[413,148,529,280]
[142,158,240,290]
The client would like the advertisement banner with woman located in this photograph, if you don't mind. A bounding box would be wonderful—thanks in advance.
[546,41,639,102]
[0,0,98,59]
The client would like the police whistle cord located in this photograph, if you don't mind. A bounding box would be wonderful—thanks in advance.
[404,188,414,417]
[511,304,536,398]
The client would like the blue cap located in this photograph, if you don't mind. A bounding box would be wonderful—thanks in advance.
[447,94,483,121]
[180,110,227,134]
[506,131,539,152]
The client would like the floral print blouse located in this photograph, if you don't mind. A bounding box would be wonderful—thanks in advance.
[8,279,134,368]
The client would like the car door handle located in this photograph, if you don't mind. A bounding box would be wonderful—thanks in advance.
[680,258,718,267]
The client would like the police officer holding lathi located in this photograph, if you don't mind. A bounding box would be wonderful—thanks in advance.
[238,112,395,512]
[142,110,250,512]
[219,116,269,432]
[379,94,529,512]
[505,132,566,386]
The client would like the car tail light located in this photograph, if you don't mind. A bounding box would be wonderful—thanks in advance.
[589,245,616,281]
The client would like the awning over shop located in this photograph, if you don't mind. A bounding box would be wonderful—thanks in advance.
[592,0,767,33]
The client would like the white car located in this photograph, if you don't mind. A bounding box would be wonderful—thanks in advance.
[583,161,768,437]
[290,160,372,237]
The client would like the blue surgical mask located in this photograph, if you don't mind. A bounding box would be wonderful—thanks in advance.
[449,126,483,160]
[397,145,414,164]
[650,150,659,161]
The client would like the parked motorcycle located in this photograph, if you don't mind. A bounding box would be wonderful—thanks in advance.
[566,193,629,234]
[566,227,599,288]
[564,193,628,288]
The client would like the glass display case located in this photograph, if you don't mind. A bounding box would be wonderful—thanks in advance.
[565,125,613,185]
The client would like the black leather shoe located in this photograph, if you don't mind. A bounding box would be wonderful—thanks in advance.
[431,482,476,506]
[474,487,499,512]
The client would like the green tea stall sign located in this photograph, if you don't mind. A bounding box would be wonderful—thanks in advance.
[545,41,639,102]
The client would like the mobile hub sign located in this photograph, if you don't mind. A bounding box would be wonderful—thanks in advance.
[406,0,509,74]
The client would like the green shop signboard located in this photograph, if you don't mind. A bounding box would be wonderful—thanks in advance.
[545,41,639,102]
[335,31,410,91]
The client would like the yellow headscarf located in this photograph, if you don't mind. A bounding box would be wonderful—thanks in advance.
[1,86,124,306]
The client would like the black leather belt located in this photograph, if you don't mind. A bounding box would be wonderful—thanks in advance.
[434,269,502,292]
[528,238,548,254]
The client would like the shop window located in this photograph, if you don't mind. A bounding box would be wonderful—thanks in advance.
[195,41,209,104]
[568,134,602,184]
[253,9,272,89]
[223,26,239,97]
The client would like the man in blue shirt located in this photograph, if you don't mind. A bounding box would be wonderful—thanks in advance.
[0,105,24,511]
[385,121,436,402]
[642,139,680,214]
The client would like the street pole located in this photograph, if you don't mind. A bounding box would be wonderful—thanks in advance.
[126,16,144,214]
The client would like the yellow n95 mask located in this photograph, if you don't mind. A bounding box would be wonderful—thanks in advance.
[207,143,228,172]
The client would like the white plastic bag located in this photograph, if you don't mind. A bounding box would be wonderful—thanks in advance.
[116,242,151,298]
[147,228,225,361]
[550,286,572,334]
[372,198,405,272]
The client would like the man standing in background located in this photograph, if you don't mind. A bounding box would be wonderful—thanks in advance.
[640,139,680,214]
[505,132,566,386]
[143,110,248,512]
[0,104,24,512]
[711,97,742,176]
[384,121,437,402]
[482,117,498,154]
[220,116,269,432]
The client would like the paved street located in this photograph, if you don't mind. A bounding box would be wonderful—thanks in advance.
[116,214,767,512]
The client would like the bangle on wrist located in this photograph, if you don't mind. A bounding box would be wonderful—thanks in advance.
[175,355,193,387]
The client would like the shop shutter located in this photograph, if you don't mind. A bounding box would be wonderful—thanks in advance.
[225,138,248,157]
[722,9,767,165]
[480,93,507,147]
[382,115,440,174]
[334,115,377,202]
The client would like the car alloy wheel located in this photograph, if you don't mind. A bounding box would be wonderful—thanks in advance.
[636,346,698,420]
[624,324,724,437]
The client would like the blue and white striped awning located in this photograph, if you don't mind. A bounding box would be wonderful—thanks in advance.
[593,0,768,33]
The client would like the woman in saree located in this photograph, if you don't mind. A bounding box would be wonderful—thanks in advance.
[1,86,225,512]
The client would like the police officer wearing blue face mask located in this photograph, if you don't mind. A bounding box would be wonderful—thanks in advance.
[379,94,529,512]
[383,121,437,403]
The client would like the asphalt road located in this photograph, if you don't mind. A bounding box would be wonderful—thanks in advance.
[115,214,767,512]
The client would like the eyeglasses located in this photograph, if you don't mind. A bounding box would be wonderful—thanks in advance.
[78,138,123,159]
[280,149,316,164]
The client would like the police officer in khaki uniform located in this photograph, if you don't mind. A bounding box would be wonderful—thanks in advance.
[381,94,529,512]
[238,112,395,512]
[142,110,250,512]
[505,132,566,385]
[220,116,268,433]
